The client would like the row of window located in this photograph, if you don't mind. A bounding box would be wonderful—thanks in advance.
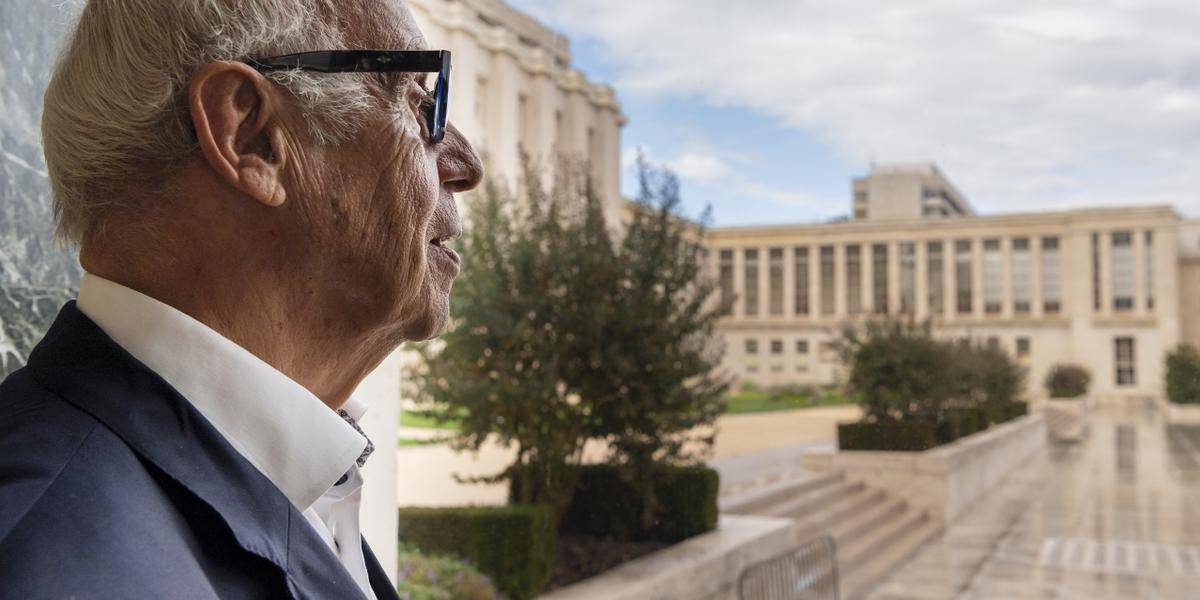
[719,231,1155,319]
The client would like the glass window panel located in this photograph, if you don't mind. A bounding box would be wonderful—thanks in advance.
[719,249,734,315]
[1012,237,1031,314]
[770,339,783,354]
[768,247,784,316]
[846,245,862,315]
[744,248,759,316]
[820,246,835,316]
[872,244,889,314]
[1112,232,1133,311]
[794,247,810,316]
[900,242,916,315]
[1145,231,1155,311]
[1115,336,1136,386]
[1041,237,1061,314]
[983,239,1002,314]
[927,241,944,316]
[956,240,973,314]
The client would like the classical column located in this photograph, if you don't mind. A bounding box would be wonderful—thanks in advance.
[834,244,847,318]
[944,240,956,321]
[888,241,901,317]
[1133,229,1147,317]
[972,238,985,319]
[1099,231,1113,317]
[1031,236,1044,319]
[783,246,796,319]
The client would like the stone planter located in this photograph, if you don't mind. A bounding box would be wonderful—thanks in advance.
[1164,401,1200,425]
[537,515,794,600]
[802,414,1045,526]
[1044,396,1092,442]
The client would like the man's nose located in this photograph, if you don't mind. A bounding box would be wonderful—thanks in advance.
[437,122,483,193]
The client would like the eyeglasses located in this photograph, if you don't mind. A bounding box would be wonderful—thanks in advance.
[246,50,451,144]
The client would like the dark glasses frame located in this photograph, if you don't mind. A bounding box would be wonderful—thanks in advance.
[245,50,451,144]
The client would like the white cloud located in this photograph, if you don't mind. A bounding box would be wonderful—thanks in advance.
[511,0,1200,215]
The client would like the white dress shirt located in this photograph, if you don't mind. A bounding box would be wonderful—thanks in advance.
[77,273,378,600]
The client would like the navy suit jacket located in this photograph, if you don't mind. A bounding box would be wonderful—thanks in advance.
[0,302,400,600]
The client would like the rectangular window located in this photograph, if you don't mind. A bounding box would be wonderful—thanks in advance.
[744,248,760,316]
[900,242,916,315]
[746,365,758,374]
[983,239,1002,314]
[718,249,734,315]
[986,336,1001,350]
[955,240,973,315]
[768,247,784,316]
[1092,233,1102,311]
[745,339,758,355]
[1016,337,1031,359]
[1145,231,1155,311]
[1112,232,1134,311]
[1012,238,1031,314]
[846,245,863,315]
[794,247,810,316]
[1042,237,1061,314]
[770,339,784,354]
[1115,337,1136,386]
[820,246,835,316]
[872,243,889,314]
[796,340,809,354]
[927,241,944,316]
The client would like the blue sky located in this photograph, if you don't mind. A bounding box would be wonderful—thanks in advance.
[507,0,1200,227]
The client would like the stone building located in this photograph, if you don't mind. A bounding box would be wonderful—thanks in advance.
[711,163,1193,400]
[408,0,626,225]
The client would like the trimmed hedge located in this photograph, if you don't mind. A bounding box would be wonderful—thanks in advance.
[840,402,1029,451]
[838,421,937,451]
[1167,345,1200,405]
[1045,364,1091,398]
[396,505,555,600]
[511,463,719,543]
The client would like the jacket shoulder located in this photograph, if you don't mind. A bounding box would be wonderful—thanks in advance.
[0,367,103,542]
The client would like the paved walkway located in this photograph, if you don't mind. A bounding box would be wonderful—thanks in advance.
[869,400,1200,600]
[396,405,860,506]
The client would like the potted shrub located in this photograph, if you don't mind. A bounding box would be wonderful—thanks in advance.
[1043,363,1091,442]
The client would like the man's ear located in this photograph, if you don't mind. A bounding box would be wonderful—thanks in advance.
[188,62,287,207]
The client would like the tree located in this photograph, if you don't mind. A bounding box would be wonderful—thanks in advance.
[414,157,729,522]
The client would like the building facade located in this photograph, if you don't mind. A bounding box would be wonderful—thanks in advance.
[712,164,1193,401]
[408,0,626,225]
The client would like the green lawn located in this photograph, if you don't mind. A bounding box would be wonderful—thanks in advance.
[725,388,853,415]
[398,437,445,447]
[400,408,461,430]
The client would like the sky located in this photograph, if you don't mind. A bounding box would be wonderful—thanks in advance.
[506,0,1200,227]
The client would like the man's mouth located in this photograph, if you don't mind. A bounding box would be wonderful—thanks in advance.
[429,231,461,266]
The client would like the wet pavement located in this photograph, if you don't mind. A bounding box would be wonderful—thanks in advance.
[869,400,1200,600]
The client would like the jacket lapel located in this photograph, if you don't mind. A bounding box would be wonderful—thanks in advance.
[26,302,367,599]
[363,538,402,600]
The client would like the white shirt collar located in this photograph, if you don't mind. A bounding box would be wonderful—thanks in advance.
[76,273,368,511]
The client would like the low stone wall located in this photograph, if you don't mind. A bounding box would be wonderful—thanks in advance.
[538,515,795,600]
[1165,402,1200,424]
[802,414,1045,525]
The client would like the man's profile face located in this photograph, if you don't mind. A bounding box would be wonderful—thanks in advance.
[283,1,481,343]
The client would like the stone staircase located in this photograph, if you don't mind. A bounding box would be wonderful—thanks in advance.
[721,470,941,599]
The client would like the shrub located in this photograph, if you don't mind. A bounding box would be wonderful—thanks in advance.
[840,321,956,422]
[1167,345,1200,404]
[1045,364,1091,398]
[397,505,556,600]
[396,545,501,600]
[838,421,938,451]
[512,463,719,543]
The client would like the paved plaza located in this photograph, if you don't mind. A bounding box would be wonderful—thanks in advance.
[870,400,1200,600]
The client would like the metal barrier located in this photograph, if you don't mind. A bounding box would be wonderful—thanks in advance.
[737,535,840,600]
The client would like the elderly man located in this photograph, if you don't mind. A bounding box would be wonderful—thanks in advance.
[0,0,482,598]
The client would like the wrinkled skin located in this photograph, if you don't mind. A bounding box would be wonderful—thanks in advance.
[80,0,484,407]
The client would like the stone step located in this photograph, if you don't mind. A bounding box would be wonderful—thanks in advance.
[840,515,942,600]
[787,486,889,535]
[719,470,844,515]
[760,479,867,520]
[830,495,909,548]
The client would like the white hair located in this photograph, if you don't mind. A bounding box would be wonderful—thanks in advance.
[42,0,375,245]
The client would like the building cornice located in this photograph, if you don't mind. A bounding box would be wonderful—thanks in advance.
[409,0,625,119]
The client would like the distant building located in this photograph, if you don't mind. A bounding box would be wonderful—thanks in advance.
[408,0,625,225]
[710,163,1196,400]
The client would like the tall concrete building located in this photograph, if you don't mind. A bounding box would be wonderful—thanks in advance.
[711,163,1195,401]
[408,0,626,225]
